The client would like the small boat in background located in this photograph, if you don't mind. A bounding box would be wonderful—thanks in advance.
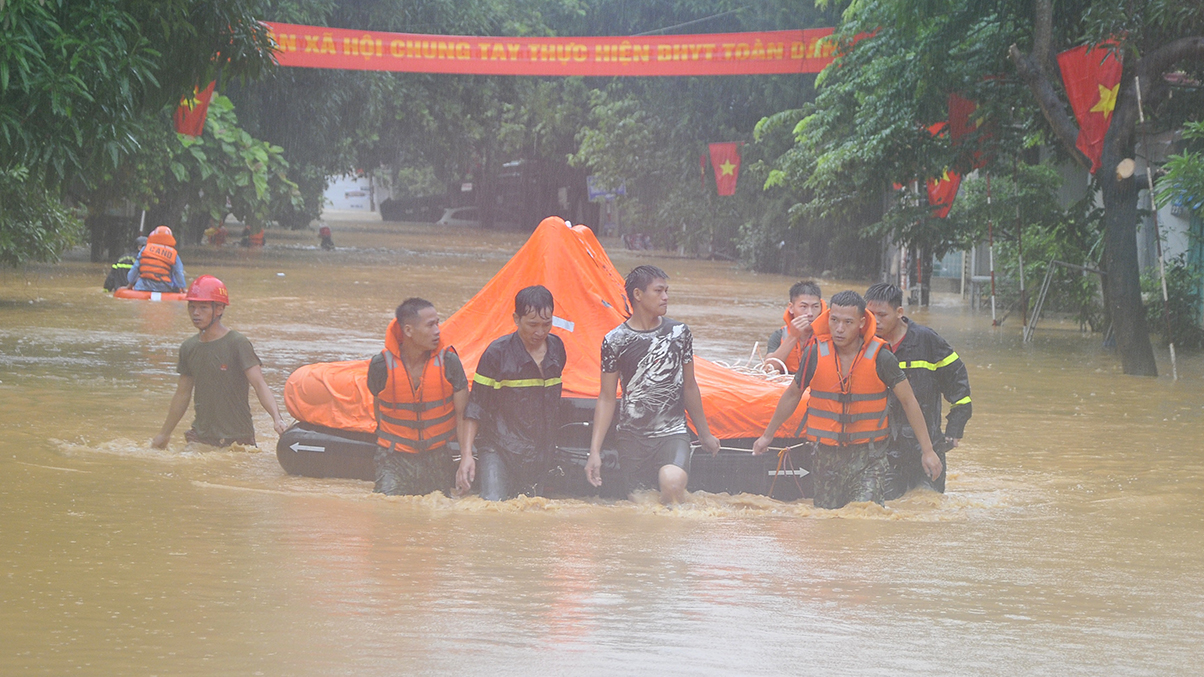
[113,288,188,302]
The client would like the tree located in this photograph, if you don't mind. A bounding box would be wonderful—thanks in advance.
[166,95,303,241]
[1009,0,1204,375]
[762,0,1204,375]
[0,0,276,263]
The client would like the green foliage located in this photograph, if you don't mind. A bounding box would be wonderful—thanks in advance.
[1142,255,1204,351]
[1156,120,1204,215]
[0,0,276,263]
[0,166,84,266]
[761,0,1204,262]
[881,164,1070,259]
[167,95,302,232]
[0,0,275,187]
[964,169,1106,330]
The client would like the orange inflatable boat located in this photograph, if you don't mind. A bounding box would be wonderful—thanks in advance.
[278,217,813,498]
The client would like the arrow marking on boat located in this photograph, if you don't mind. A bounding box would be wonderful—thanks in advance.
[290,442,326,453]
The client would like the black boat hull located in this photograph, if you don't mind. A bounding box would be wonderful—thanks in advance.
[277,398,812,500]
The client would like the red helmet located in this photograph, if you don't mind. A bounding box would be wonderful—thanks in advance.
[147,225,176,247]
[185,275,230,305]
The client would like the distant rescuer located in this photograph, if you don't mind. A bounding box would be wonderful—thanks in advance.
[151,275,287,449]
[368,298,469,496]
[128,225,187,293]
[585,265,721,503]
[752,291,941,509]
[865,283,971,497]
[456,285,565,500]
[764,280,824,374]
[104,236,145,292]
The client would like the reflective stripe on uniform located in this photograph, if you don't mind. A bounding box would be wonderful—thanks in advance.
[473,374,562,389]
[899,352,960,371]
[952,396,971,407]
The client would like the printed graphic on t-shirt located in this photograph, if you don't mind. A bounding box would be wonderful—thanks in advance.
[601,318,693,437]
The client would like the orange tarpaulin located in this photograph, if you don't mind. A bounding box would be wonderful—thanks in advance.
[284,217,807,439]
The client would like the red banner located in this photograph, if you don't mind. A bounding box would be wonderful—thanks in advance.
[709,143,741,196]
[173,81,216,137]
[265,22,838,76]
[1057,44,1122,174]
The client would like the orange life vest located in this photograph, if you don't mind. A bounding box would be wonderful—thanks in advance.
[138,244,178,284]
[780,299,827,373]
[803,309,890,447]
[374,320,458,454]
[249,232,264,246]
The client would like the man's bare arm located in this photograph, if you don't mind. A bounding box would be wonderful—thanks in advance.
[752,382,805,455]
[152,375,195,449]
[246,365,287,436]
[585,371,619,487]
[682,361,719,456]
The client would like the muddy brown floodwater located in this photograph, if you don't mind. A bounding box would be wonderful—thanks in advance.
[2,216,1203,675]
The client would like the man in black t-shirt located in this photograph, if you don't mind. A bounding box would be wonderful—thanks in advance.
[152,276,287,449]
[585,265,720,502]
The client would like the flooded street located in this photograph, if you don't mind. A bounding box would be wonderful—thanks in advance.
[3,216,1204,675]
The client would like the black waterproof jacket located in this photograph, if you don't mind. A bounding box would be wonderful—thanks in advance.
[465,332,565,462]
[888,318,972,440]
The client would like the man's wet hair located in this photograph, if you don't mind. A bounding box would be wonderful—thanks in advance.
[396,297,434,326]
[829,290,866,315]
[625,265,669,305]
[865,282,904,309]
[789,280,822,301]
[514,285,554,318]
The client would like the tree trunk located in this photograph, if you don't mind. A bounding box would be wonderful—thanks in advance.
[1099,172,1157,374]
[1010,17,1202,375]
[1099,74,1158,375]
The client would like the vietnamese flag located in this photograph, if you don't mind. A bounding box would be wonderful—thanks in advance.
[925,122,961,218]
[708,142,741,196]
[1057,45,1122,174]
[927,170,962,218]
[173,81,216,137]
[948,92,989,168]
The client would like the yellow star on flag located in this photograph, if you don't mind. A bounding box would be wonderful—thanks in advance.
[719,160,736,176]
[179,87,203,111]
[1089,83,1119,119]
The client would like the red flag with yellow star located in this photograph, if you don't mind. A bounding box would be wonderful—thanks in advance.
[925,122,961,218]
[948,92,990,169]
[708,143,741,196]
[173,81,216,137]
[1057,45,1121,174]
[927,169,962,218]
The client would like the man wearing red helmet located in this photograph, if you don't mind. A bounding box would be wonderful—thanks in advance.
[128,225,187,293]
[151,275,287,449]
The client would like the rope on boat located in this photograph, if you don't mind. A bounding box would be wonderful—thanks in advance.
[710,341,795,385]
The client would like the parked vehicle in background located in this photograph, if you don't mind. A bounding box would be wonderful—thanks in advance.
[379,195,445,222]
[436,206,522,229]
